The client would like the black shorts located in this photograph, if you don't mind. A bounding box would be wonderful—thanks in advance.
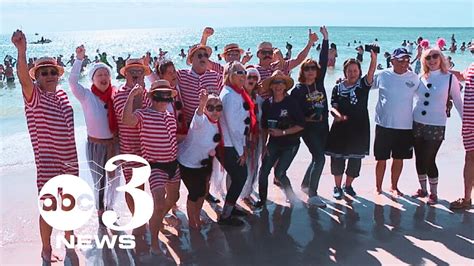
[179,164,211,202]
[374,125,414,160]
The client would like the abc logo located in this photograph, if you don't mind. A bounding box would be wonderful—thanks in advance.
[38,154,154,232]
[38,174,95,231]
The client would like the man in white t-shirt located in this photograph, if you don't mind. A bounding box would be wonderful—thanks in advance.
[372,48,420,196]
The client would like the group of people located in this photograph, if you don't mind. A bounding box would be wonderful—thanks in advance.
[10,26,473,262]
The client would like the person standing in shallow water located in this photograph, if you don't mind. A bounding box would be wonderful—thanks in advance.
[325,50,377,200]
[69,44,120,225]
[372,48,420,197]
[291,26,330,208]
[12,29,78,263]
[411,47,463,205]
[255,70,305,209]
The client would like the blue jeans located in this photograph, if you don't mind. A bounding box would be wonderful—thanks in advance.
[301,122,328,196]
[258,142,300,202]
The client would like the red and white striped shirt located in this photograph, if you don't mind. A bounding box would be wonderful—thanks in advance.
[113,85,150,155]
[256,60,291,81]
[463,63,474,133]
[177,69,223,124]
[23,85,78,187]
[135,108,177,162]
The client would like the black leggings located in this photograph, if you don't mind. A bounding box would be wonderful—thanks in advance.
[414,138,443,178]
[180,164,211,202]
[217,147,248,205]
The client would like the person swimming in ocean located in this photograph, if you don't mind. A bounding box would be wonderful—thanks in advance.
[179,48,186,58]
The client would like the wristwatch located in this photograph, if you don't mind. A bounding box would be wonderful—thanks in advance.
[282,130,287,135]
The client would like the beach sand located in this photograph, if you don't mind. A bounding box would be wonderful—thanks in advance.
[1,97,473,265]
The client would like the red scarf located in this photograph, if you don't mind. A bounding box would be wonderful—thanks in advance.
[91,84,118,135]
[229,84,257,136]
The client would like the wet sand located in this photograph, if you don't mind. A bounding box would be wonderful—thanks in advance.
[1,110,473,265]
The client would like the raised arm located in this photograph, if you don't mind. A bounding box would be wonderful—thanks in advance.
[366,50,378,85]
[200,27,214,46]
[318,26,329,84]
[68,45,88,101]
[11,30,34,101]
[122,84,144,126]
[287,29,319,70]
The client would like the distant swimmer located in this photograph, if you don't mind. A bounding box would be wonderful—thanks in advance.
[328,43,338,68]
[347,42,350,47]
[356,45,364,62]
[214,45,218,51]
[285,42,293,60]
[112,53,131,79]
[316,43,321,51]
[96,49,113,68]
[4,62,15,84]
[384,51,391,68]
[401,40,407,47]
[460,42,466,52]
[179,48,186,58]
[159,48,168,61]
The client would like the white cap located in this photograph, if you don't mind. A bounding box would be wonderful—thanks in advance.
[88,62,113,82]
[246,67,261,83]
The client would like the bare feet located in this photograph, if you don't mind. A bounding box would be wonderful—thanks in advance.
[390,188,404,197]
[41,247,62,263]
[375,188,382,195]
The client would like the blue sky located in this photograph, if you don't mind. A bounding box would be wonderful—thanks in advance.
[0,0,472,33]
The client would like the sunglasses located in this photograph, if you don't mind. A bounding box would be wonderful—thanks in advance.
[235,70,247,75]
[247,75,258,81]
[303,65,318,71]
[152,92,173,102]
[396,58,410,62]
[196,53,209,59]
[127,69,144,75]
[260,50,273,56]
[425,54,440,61]
[271,80,286,85]
[206,104,223,112]
[40,70,59,77]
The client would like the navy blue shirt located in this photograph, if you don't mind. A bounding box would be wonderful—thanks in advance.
[262,96,305,147]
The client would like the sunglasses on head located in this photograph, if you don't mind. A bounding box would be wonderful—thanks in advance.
[196,53,209,59]
[271,79,286,85]
[40,69,59,77]
[425,54,440,61]
[234,70,247,75]
[303,65,318,71]
[260,50,273,56]
[206,104,223,112]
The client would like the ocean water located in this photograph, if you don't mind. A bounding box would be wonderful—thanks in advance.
[0,26,473,171]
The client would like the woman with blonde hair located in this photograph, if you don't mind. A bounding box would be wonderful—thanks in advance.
[411,48,463,205]
[217,61,256,226]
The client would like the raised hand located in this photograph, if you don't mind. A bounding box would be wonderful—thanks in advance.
[320,26,328,40]
[198,89,208,106]
[308,29,319,45]
[130,84,145,97]
[76,45,85,60]
[11,30,27,52]
[203,27,214,38]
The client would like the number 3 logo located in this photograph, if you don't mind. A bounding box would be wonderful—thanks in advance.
[102,154,154,231]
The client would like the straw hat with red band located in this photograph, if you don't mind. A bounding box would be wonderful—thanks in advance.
[28,57,64,80]
[261,70,294,92]
[149,79,177,98]
[119,58,152,77]
[220,43,245,58]
[186,44,213,65]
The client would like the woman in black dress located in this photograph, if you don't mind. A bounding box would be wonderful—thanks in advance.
[326,50,377,200]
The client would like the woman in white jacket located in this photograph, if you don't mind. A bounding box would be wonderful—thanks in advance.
[217,61,256,226]
[68,45,119,223]
[411,47,463,205]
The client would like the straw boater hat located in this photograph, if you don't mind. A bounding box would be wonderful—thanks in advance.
[220,43,245,58]
[119,58,151,77]
[262,70,294,92]
[186,44,213,65]
[28,57,64,80]
[149,79,177,98]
